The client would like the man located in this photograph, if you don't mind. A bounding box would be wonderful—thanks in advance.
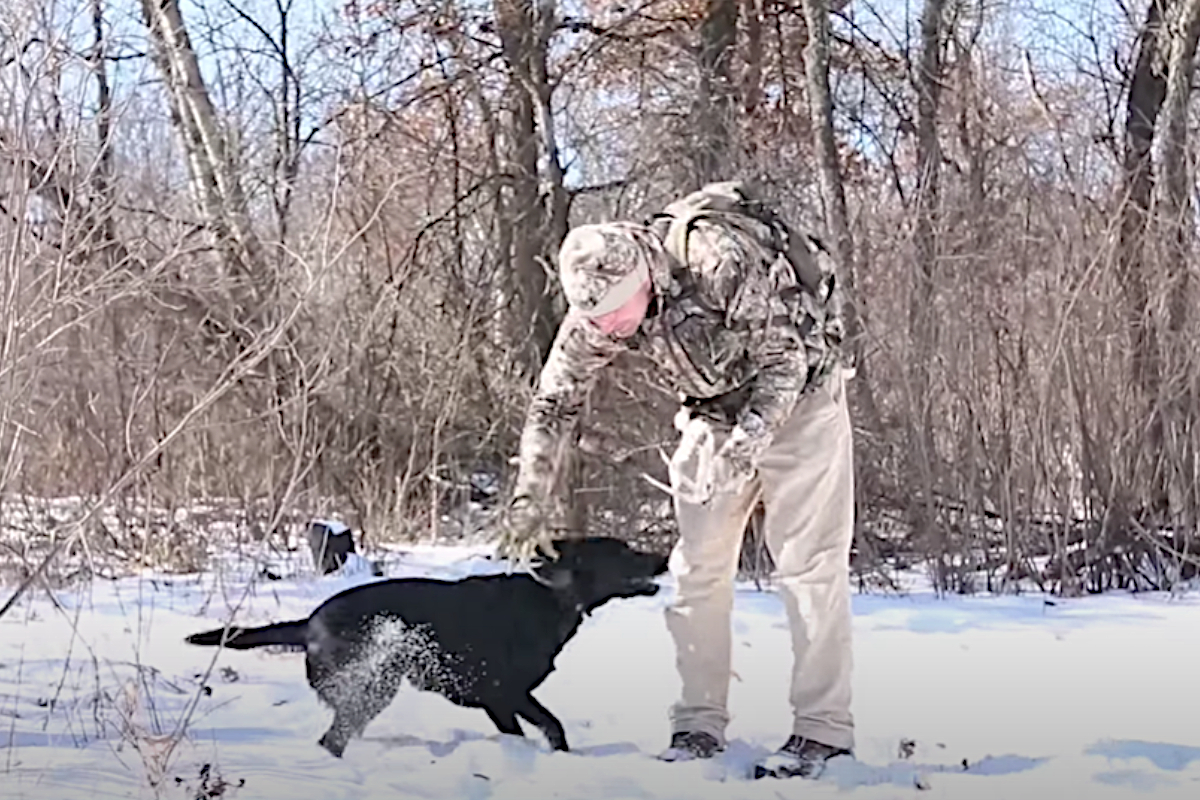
[498,181,856,780]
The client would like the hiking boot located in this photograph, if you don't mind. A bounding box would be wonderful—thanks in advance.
[657,731,723,762]
[752,735,852,779]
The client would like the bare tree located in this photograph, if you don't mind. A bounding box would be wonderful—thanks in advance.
[2,0,1200,596]
[1108,0,1200,528]
[1118,0,1170,405]
[1152,0,1200,536]
[909,0,948,566]
[495,0,567,376]
[139,0,274,329]
[798,0,877,426]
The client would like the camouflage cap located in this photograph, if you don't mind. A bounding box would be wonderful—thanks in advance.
[558,222,658,317]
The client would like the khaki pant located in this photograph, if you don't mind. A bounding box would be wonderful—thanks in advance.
[665,368,855,750]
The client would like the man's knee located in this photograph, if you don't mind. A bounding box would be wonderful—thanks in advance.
[669,542,738,597]
[769,536,852,584]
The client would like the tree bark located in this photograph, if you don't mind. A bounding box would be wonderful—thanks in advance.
[911,0,946,359]
[90,0,114,246]
[1154,0,1200,338]
[272,0,301,248]
[495,0,578,528]
[799,0,852,276]
[533,0,569,249]
[695,0,738,184]
[742,0,764,115]
[1115,0,1176,520]
[909,0,948,582]
[1152,0,1200,532]
[1118,0,1171,401]
[495,0,563,376]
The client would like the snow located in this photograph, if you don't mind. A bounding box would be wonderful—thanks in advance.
[309,520,350,536]
[3,540,1200,799]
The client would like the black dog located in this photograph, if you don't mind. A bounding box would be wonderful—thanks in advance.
[186,537,667,757]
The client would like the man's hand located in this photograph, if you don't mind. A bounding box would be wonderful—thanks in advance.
[711,413,772,497]
[496,495,559,571]
[666,411,772,506]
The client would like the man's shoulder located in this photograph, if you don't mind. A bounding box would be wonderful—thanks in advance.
[674,214,780,292]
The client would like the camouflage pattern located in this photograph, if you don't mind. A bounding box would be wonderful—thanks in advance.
[509,306,627,522]
[558,222,665,316]
[645,209,846,426]
[507,183,846,537]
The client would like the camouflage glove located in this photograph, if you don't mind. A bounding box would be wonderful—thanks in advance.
[667,411,771,505]
[711,413,772,497]
[496,494,559,570]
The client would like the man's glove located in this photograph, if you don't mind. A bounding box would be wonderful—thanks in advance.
[711,416,771,497]
[667,410,772,506]
[496,494,559,571]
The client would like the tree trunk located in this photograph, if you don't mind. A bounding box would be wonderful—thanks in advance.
[1155,0,1200,338]
[533,0,568,244]
[495,0,563,377]
[495,0,578,528]
[272,0,302,249]
[1152,0,1200,539]
[912,0,946,359]
[798,0,879,428]
[139,0,273,325]
[1119,0,1171,402]
[1117,0,1175,519]
[910,0,947,583]
[799,0,852,281]
[695,0,738,184]
[742,0,764,115]
[90,0,114,247]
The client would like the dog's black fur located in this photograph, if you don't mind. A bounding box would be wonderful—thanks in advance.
[186,537,667,757]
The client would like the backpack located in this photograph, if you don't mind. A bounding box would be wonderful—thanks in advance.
[649,181,831,299]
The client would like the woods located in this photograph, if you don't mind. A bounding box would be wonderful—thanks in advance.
[1,0,1199,595]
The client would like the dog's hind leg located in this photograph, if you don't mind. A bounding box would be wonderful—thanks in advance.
[310,653,406,757]
[483,704,525,738]
[514,694,568,752]
[318,718,355,758]
[316,677,405,757]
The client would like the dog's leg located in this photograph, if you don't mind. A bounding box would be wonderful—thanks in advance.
[483,705,525,738]
[317,677,405,758]
[318,720,354,758]
[310,651,406,758]
[514,694,569,752]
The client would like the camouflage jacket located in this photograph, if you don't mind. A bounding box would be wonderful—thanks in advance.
[511,212,845,510]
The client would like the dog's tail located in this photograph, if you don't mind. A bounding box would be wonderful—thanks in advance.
[185,620,308,651]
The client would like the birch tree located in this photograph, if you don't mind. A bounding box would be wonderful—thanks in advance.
[139,0,273,330]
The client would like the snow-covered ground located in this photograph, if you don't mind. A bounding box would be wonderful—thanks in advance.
[2,539,1200,799]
